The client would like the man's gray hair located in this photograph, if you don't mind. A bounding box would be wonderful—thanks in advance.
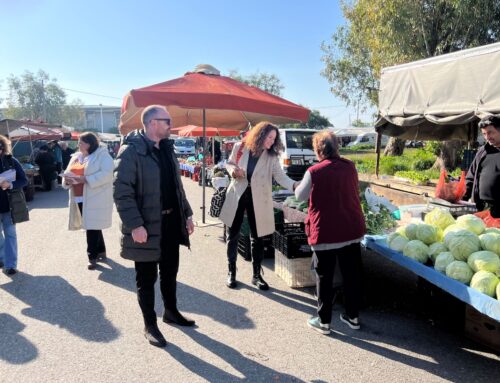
[141,105,167,128]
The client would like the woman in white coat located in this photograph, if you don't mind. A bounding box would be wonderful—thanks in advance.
[62,132,114,270]
[219,122,297,290]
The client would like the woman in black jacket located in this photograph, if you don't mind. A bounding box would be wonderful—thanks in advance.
[0,135,28,275]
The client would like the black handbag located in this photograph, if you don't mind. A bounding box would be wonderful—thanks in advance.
[8,188,29,224]
[208,143,244,218]
[209,187,227,217]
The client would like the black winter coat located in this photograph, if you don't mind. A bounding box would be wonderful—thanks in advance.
[113,130,193,262]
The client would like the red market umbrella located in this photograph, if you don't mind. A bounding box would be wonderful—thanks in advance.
[172,125,241,137]
[119,65,310,222]
[119,65,309,134]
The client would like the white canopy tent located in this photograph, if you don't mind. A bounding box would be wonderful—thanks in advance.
[376,42,500,141]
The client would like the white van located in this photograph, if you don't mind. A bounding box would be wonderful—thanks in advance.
[174,138,196,156]
[347,132,389,147]
[278,129,319,180]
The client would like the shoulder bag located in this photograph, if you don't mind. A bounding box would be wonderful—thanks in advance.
[8,188,29,224]
[209,143,244,218]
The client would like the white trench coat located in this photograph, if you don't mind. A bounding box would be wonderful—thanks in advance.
[219,142,295,237]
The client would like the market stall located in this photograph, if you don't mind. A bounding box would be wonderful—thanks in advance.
[364,235,500,321]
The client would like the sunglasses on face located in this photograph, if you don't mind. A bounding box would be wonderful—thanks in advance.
[153,118,171,125]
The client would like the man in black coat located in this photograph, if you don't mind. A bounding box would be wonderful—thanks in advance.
[464,115,500,218]
[113,105,195,348]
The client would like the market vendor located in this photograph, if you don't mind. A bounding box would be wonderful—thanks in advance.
[464,116,500,218]
[295,130,366,334]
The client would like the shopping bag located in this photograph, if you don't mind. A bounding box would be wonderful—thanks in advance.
[435,170,466,203]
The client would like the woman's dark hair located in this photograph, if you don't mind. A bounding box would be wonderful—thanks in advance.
[0,135,12,155]
[244,121,283,156]
[313,130,339,159]
[79,132,100,154]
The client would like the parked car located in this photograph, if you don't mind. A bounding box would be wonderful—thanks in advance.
[347,132,389,147]
[278,129,319,180]
[174,138,196,156]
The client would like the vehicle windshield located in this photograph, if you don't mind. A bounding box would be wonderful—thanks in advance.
[285,131,315,150]
[175,139,195,147]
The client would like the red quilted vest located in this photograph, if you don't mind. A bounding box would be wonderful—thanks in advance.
[306,157,366,245]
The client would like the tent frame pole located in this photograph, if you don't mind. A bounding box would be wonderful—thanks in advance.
[375,130,382,178]
[202,109,207,223]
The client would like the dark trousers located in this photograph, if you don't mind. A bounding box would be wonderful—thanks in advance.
[40,170,54,191]
[313,243,362,324]
[134,213,180,326]
[226,188,263,266]
[78,203,106,260]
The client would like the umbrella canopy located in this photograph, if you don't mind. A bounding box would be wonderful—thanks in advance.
[119,65,309,134]
[172,125,241,137]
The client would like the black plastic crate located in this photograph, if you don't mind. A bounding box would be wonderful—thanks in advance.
[238,235,274,261]
[272,222,312,259]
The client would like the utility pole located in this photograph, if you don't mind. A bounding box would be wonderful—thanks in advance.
[99,104,104,133]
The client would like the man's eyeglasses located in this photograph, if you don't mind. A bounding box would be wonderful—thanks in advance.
[152,118,171,126]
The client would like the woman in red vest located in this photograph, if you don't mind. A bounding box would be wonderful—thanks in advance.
[295,130,366,334]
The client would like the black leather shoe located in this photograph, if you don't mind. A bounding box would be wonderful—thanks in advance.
[227,262,237,288]
[97,252,107,262]
[6,268,17,275]
[87,259,97,270]
[163,310,195,327]
[252,274,269,290]
[144,324,167,347]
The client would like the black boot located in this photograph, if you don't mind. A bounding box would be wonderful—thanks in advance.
[227,262,237,288]
[251,263,269,290]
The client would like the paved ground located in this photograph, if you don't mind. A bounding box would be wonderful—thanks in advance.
[0,178,498,382]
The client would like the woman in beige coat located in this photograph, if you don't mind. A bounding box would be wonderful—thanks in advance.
[62,132,114,270]
[220,122,297,289]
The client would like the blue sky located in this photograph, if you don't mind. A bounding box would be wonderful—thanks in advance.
[0,0,375,127]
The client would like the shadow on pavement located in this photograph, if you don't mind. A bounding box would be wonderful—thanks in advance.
[96,260,254,329]
[167,329,305,383]
[330,322,500,382]
[0,273,119,342]
[0,313,38,364]
[27,187,68,210]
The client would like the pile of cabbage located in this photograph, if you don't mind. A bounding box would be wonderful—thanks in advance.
[386,208,500,300]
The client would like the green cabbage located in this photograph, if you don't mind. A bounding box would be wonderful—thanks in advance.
[444,229,481,261]
[404,223,419,240]
[445,261,474,284]
[403,240,429,263]
[388,234,409,252]
[456,214,485,235]
[484,227,500,235]
[429,243,448,263]
[434,252,455,273]
[443,224,465,238]
[479,233,500,255]
[395,226,408,238]
[470,270,499,297]
[416,224,439,245]
[467,251,500,273]
[424,208,455,230]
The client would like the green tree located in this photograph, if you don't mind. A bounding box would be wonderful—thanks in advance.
[322,0,500,166]
[282,109,332,129]
[351,119,371,128]
[5,70,66,123]
[228,69,284,96]
[60,99,85,129]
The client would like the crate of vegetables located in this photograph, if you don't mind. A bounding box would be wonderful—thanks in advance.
[273,222,312,259]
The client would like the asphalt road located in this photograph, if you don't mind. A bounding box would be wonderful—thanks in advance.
[0,178,498,382]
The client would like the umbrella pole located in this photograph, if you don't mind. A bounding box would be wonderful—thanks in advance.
[202,109,206,223]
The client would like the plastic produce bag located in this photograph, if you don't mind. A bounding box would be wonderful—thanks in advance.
[434,170,466,203]
[364,188,397,213]
[474,210,500,228]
